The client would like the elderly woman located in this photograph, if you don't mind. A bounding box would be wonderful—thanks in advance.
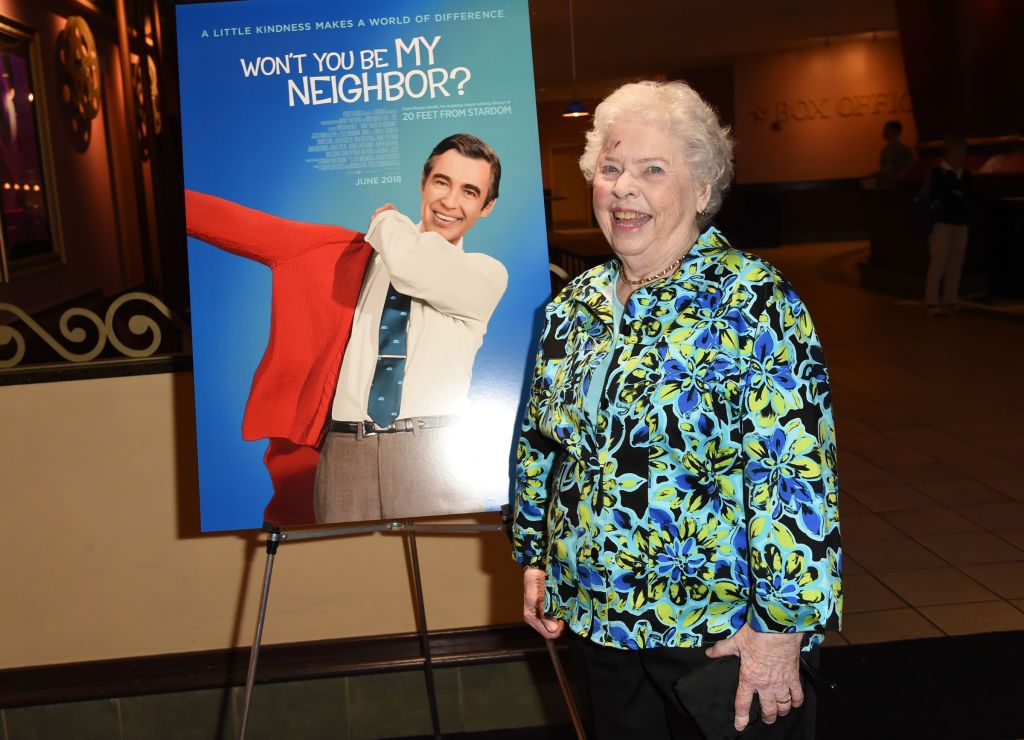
[512,81,841,739]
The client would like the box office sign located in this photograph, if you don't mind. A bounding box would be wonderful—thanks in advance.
[176,0,550,532]
[749,91,913,126]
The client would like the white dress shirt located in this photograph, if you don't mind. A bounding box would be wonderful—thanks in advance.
[330,209,508,422]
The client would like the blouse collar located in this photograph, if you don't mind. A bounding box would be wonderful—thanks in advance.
[565,225,728,319]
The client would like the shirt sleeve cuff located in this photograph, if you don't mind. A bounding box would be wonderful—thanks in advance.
[365,208,415,251]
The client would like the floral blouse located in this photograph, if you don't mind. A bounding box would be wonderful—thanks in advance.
[512,227,842,650]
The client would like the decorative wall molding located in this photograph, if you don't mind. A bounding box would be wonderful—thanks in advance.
[0,292,191,384]
[0,291,185,369]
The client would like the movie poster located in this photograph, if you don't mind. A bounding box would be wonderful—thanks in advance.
[176,0,550,532]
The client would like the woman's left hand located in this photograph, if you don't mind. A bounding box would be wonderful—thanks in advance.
[704,624,804,732]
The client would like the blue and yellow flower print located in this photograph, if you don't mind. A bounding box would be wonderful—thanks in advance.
[512,227,842,650]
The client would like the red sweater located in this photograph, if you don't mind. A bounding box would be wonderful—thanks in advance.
[185,190,374,446]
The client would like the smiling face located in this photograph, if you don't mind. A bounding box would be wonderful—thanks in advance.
[592,117,710,273]
[419,149,496,244]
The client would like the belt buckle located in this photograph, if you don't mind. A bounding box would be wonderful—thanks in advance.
[382,418,413,434]
[361,420,380,438]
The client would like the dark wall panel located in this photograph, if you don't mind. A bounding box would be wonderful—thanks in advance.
[896,0,1024,140]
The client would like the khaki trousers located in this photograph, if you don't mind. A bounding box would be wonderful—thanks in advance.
[925,222,969,306]
[313,423,479,523]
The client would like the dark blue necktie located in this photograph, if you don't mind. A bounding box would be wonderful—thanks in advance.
[367,283,411,427]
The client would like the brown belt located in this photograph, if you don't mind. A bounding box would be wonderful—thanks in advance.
[327,415,459,437]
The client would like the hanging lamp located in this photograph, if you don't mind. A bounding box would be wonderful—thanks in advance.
[561,0,588,118]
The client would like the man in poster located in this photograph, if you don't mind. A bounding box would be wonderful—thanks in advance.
[316,133,506,522]
[185,133,506,526]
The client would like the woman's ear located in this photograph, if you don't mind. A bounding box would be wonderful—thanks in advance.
[697,183,712,214]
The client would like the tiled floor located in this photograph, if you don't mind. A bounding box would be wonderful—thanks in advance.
[757,241,1024,645]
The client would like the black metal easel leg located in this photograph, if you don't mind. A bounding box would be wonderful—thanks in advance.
[238,527,281,740]
[406,529,443,739]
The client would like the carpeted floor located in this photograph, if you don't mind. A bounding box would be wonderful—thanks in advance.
[817,632,1022,739]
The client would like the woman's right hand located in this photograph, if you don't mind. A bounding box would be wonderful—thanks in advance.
[523,567,565,639]
[370,203,397,230]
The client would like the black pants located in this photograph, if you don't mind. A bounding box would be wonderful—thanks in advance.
[567,633,818,740]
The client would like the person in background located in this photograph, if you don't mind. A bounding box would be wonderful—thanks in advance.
[878,120,914,187]
[925,136,974,316]
[512,80,841,739]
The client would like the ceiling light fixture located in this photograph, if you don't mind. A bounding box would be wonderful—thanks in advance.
[562,0,588,118]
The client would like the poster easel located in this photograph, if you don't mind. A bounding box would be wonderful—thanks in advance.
[237,519,586,740]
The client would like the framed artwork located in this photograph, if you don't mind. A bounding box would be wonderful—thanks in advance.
[0,16,63,283]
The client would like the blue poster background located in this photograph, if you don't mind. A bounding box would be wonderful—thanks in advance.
[176,0,549,531]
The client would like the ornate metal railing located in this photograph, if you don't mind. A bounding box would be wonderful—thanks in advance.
[0,292,190,382]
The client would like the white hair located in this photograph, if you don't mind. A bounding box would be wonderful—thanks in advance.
[579,80,734,226]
